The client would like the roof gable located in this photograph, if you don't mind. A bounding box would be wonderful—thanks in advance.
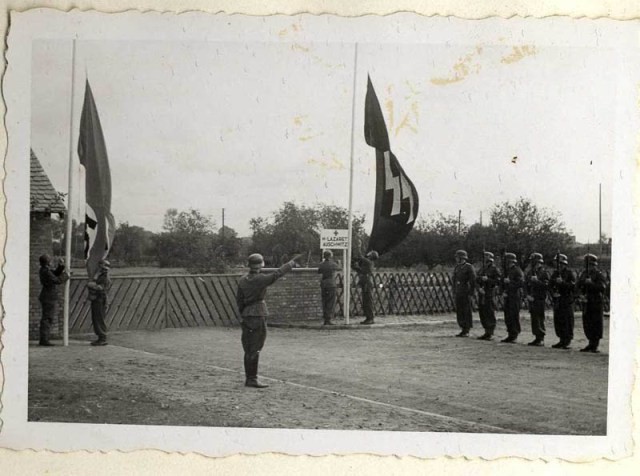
[30,149,66,214]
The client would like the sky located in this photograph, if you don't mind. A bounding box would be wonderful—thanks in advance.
[31,38,614,242]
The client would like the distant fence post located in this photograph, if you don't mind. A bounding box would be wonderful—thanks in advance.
[163,278,168,329]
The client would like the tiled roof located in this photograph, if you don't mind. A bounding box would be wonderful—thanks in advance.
[30,149,66,214]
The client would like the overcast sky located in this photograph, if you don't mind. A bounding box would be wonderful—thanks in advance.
[31,38,614,242]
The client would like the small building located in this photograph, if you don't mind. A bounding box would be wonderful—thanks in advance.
[30,149,66,340]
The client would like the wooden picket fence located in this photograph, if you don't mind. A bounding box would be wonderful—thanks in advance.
[69,274,242,334]
[68,271,609,333]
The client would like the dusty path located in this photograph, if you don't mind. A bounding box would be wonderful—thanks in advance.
[29,317,608,434]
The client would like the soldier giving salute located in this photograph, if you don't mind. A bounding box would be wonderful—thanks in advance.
[236,252,302,388]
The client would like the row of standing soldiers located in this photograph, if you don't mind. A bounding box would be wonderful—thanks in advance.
[453,249,608,352]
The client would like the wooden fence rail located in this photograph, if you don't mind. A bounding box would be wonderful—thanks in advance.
[68,271,609,333]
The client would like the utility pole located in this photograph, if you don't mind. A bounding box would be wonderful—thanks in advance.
[458,209,462,235]
[479,211,483,226]
[599,183,602,256]
[222,208,225,242]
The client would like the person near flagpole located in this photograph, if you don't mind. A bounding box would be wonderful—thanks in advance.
[351,237,379,325]
[236,252,302,388]
[38,254,70,346]
[87,259,111,346]
[317,250,340,326]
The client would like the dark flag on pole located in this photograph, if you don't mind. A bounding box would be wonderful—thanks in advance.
[78,80,116,278]
[364,76,419,255]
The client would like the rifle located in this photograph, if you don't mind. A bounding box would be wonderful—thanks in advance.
[479,246,486,305]
[501,248,507,293]
[586,242,590,276]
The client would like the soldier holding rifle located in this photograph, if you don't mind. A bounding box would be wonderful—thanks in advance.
[549,253,577,349]
[476,251,500,340]
[236,252,302,388]
[501,252,524,343]
[525,253,550,347]
[452,250,476,337]
[577,254,607,353]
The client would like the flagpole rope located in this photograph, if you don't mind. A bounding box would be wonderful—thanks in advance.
[345,42,359,325]
[63,38,78,347]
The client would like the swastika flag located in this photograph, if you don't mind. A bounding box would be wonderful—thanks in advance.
[364,76,419,255]
[78,80,116,278]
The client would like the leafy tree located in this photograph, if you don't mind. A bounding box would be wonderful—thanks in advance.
[109,222,155,266]
[153,208,240,272]
[485,197,574,267]
[378,213,468,268]
[249,202,366,265]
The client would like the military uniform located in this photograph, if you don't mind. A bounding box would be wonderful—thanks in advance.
[577,255,607,352]
[549,260,576,349]
[88,263,112,345]
[237,255,294,387]
[452,254,476,336]
[502,257,524,342]
[525,256,550,345]
[352,252,378,324]
[317,255,340,325]
[38,259,68,345]
[476,256,501,339]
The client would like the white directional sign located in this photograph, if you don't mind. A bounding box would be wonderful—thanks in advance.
[320,229,349,249]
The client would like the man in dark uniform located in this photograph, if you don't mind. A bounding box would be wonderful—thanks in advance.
[501,252,524,343]
[38,254,69,346]
[352,250,379,325]
[237,252,301,388]
[525,252,550,346]
[87,259,112,346]
[452,249,476,337]
[476,251,501,340]
[549,253,576,349]
[317,250,340,325]
[577,254,607,353]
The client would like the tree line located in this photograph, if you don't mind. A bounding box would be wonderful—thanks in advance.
[52,197,604,271]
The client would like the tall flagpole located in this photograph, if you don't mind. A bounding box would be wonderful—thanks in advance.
[345,43,359,325]
[63,39,77,347]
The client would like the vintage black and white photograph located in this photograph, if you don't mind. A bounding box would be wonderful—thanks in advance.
[1,9,637,459]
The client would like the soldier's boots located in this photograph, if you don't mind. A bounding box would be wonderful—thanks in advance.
[245,378,269,388]
[360,319,374,325]
[501,335,517,343]
[528,338,544,346]
[38,341,55,347]
[580,340,600,353]
[552,340,571,349]
[91,339,108,346]
[477,333,493,340]
[455,330,469,337]
[323,321,335,326]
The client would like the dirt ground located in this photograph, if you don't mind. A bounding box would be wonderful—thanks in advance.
[28,314,608,435]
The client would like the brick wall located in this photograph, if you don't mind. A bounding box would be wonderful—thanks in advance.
[29,212,61,340]
[262,268,324,321]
